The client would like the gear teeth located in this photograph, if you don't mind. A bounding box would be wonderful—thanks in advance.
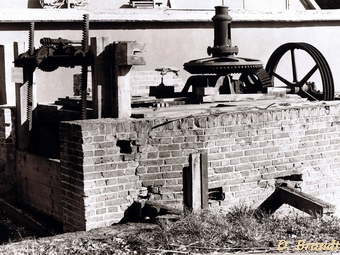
[80,13,89,120]
[27,22,35,126]
[40,37,53,46]
[82,14,89,53]
[29,22,35,56]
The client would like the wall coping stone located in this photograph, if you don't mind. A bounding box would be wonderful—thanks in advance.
[1,9,340,23]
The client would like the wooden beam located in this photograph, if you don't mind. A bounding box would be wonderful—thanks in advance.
[183,153,208,211]
[13,42,30,150]
[0,45,6,105]
[257,185,335,217]
[278,186,335,216]
[256,189,283,216]
[200,152,208,209]
[90,37,109,119]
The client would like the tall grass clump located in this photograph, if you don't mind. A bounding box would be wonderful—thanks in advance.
[127,205,340,254]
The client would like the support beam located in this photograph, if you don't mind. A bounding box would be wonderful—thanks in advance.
[257,185,335,217]
[112,42,145,118]
[0,45,6,105]
[13,42,30,150]
[183,152,208,211]
[90,37,109,119]
[278,186,334,215]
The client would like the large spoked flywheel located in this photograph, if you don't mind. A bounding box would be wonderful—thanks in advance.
[265,42,334,101]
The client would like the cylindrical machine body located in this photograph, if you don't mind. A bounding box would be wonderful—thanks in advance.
[207,6,238,57]
[213,6,232,48]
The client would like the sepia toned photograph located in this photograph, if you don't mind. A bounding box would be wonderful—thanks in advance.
[0,0,340,254]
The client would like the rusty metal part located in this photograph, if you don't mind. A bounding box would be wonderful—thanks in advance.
[266,42,334,101]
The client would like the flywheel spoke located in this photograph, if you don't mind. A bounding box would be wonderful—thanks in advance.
[290,49,298,83]
[266,42,334,101]
[298,64,318,87]
[272,72,294,87]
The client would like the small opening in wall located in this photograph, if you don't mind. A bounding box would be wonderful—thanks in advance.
[117,140,132,154]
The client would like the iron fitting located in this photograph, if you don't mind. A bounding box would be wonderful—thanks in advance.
[212,6,232,22]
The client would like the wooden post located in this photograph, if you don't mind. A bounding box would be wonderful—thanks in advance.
[94,41,145,118]
[90,37,109,119]
[13,42,30,150]
[111,42,145,118]
[113,65,132,118]
[200,152,208,209]
[0,45,6,105]
[183,152,208,211]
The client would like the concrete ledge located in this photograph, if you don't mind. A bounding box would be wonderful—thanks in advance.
[1,8,340,23]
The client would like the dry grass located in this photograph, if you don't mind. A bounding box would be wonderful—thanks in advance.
[1,205,340,254]
[127,205,340,254]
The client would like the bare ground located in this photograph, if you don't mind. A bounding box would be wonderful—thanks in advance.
[0,222,158,255]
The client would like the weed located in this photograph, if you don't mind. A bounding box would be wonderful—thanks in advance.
[127,205,340,253]
[1,205,340,254]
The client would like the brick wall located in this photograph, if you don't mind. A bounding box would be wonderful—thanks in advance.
[0,106,16,202]
[59,101,340,231]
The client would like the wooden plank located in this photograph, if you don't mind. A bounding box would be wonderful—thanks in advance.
[13,42,30,150]
[200,152,208,210]
[203,94,279,102]
[256,189,283,216]
[115,66,132,118]
[183,153,208,212]
[90,37,109,119]
[0,45,6,105]
[90,37,111,118]
[257,185,335,217]
[278,186,335,216]
[191,153,201,211]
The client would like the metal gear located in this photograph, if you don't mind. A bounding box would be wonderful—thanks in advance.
[35,45,59,72]
[183,56,263,75]
[239,68,272,93]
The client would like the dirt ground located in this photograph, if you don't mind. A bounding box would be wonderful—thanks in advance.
[0,222,158,254]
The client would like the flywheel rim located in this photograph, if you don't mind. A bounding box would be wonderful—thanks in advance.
[265,42,334,101]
